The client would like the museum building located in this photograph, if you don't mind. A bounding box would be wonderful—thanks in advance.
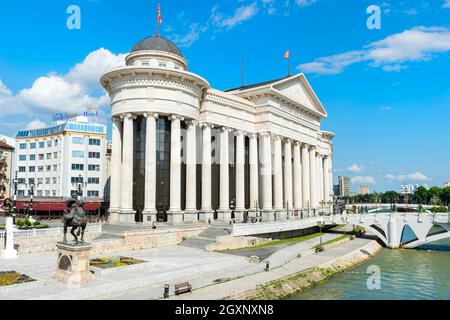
[101,35,335,225]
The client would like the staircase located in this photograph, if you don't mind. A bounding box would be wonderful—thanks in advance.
[179,224,232,250]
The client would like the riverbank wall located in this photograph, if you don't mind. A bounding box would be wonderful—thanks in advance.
[231,240,383,300]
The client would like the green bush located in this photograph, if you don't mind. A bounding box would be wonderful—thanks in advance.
[32,221,41,227]
[431,206,448,213]
[15,220,24,227]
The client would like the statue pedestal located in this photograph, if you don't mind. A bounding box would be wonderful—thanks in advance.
[52,242,94,286]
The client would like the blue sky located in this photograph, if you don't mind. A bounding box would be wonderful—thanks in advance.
[0,0,449,192]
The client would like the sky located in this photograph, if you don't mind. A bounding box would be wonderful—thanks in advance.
[0,0,449,192]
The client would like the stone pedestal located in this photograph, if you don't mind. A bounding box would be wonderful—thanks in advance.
[52,242,94,286]
[1,217,18,260]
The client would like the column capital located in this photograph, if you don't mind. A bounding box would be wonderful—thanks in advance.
[220,127,233,134]
[201,123,214,129]
[249,133,258,140]
[235,130,246,137]
[169,115,184,122]
[283,138,293,145]
[143,113,159,120]
[186,119,199,127]
[259,132,272,138]
[121,113,137,120]
[273,134,282,141]
[112,116,122,123]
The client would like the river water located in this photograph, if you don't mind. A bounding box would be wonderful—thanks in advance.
[292,239,450,300]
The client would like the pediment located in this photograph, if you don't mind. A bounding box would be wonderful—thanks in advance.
[272,75,327,117]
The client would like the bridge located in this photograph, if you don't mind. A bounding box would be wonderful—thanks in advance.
[345,203,436,213]
[232,213,450,249]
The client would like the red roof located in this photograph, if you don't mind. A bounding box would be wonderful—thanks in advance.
[0,140,14,150]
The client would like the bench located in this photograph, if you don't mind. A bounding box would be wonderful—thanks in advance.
[174,282,192,295]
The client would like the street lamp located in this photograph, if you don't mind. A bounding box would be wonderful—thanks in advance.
[72,174,87,200]
[316,221,325,253]
[12,171,18,224]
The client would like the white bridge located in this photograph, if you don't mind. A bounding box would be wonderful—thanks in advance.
[232,213,450,249]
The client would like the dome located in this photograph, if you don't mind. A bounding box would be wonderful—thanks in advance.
[131,35,183,58]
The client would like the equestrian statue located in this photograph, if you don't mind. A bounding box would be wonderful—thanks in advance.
[63,193,88,244]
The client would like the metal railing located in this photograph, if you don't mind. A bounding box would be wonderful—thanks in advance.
[0,225,102,239]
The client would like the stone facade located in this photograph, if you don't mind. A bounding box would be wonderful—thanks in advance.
[101,35,335,225]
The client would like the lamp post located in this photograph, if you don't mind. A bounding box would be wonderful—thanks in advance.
[73,174,87,200]
[316,221,325,253]
[12,171,18,224]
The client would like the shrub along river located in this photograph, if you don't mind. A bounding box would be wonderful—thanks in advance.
[291,237,450,300]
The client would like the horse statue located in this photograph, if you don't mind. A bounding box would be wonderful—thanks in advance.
[63,194,88,244]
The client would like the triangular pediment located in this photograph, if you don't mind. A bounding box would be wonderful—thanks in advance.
[272,75,327,117]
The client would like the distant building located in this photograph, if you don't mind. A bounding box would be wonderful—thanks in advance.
[400,184,419,195]
[445,182,450,188]
[0,139,15,200]
[333,184,340,197]
[15,115,107,199]
[358,185,370,195]
[338,176,351,197]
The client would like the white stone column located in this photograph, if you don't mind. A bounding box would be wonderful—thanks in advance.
[301,144,310,210]
[317,154,324,206]
[309,146,318,210]
[235,130,246,222]
[323,155,331,204]
[328,156,334,201]
[218,127,231,221]
[0,217,17,259]
[109,117,122,223]
[184,120,198,222]
[292,142,302,211]
[273,135,284,220]
[168,115,183,225]
[284,139,294,215]
[143,113,158,224]
[200,124,214,223]
[120,113,136,223]
[249,134,259,217]
[260,132,273,221]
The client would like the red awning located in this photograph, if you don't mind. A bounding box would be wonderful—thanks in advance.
[16,201,100,212]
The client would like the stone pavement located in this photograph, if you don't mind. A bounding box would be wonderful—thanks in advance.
[169,238,374,300]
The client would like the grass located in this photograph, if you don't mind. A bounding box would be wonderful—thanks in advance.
[0,271,36,287]
[319,235,350,247]
[329,225,346,231]
[222,232,323,252]
[90,257,146,269]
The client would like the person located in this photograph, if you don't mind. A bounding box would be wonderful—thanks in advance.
[152,221,157,230]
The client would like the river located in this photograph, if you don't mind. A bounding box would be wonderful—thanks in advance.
[291,238,450,300]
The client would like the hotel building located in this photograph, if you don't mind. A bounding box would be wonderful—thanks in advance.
[15,116,107,200]
[101,35,335,225]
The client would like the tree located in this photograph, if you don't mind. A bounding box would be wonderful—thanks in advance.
[428,187,442,205]
[413,186,429,204]
[440,186,450,207]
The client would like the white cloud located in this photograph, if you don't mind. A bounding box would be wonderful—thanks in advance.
[212,2,259,29]
[295,0,317,7]
[347,164,363,173]
[0,49,125,118]
[26,119,47,130]
[385,172,429,181]
[299,26,450,74]
[443,1,450,8]
[351,176,376,184]
[171,23,205,48]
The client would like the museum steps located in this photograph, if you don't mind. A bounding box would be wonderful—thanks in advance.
[179,224,232,250]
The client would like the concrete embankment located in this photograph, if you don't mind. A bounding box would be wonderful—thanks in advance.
[169,238,383,300]
[238,240,382,300]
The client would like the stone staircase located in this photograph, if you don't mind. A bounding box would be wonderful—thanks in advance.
[179,224,232,250]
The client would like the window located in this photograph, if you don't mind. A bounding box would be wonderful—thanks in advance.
[72,151,84,158]
[71,190,83,197]
[37,178,43,185]
[46,165,51,172]
[19,143,27,149]
[71,177,84,184]
[45,190,50,197]
[19,155,26,161]
[28,178,35,185]
[72,137,85,145]
[88,177,100,184]
[52,190,57,196]
[47,141,52,148]
[38,154,44,160]
[18,166,26,172]
[87,191,99,197]
[88,152,100,159]
[53,177,57,184]
[88,164,100,171]
[29,154,36,161]
[18,190,25,196]
[53,165,58,171]
[89,138,101,146]
[46,153,52,160]
[38,166,44,173]
[53,152,58,159]
[45,178,50,185]
[30,143,36,149]
[72,164,84,171]
[18,178,26,184]
[37,190,43,197]
[39,142,45,148]
[54,139,59,147]
[159,62,167,67]
[29,166,36,172]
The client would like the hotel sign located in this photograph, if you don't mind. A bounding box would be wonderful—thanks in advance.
[52,111,99,122]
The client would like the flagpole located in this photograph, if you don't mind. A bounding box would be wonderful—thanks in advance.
[288,49,291,76]
[242,50,245,88]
